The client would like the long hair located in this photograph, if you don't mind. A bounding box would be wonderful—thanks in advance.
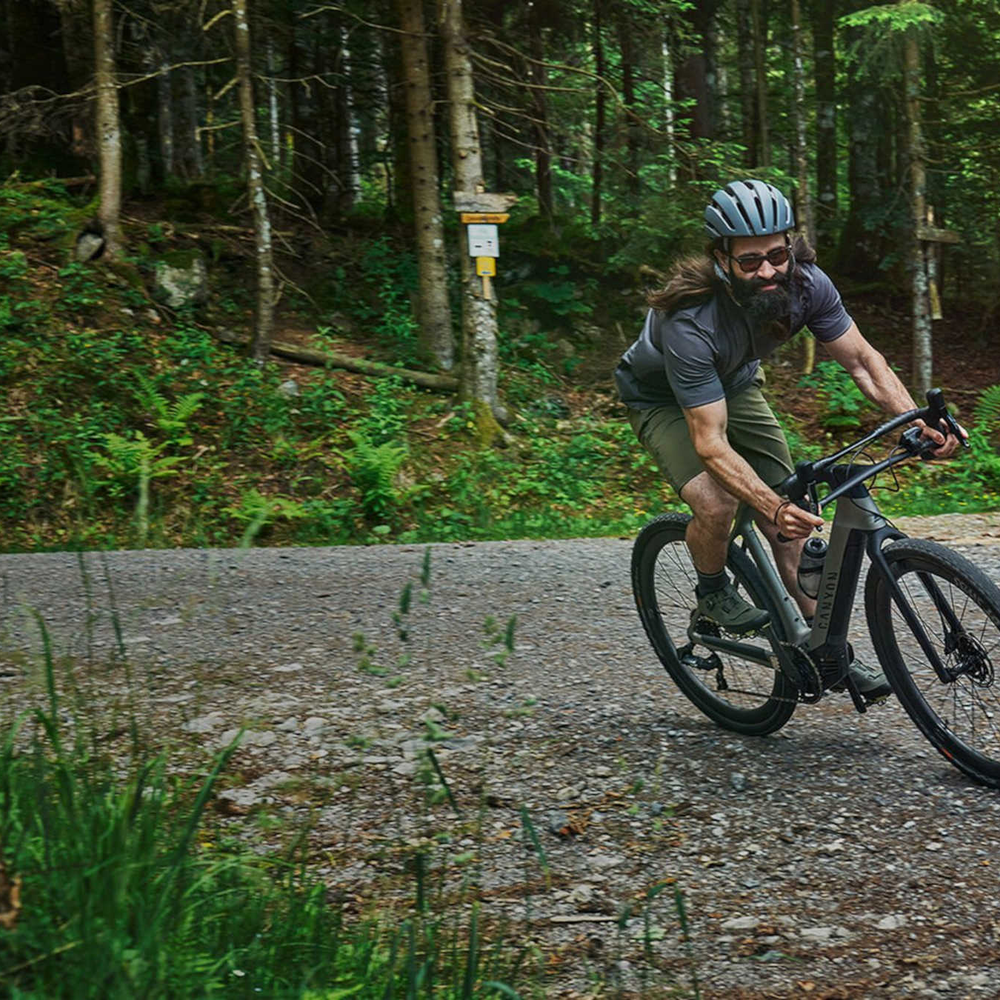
[645,234,817,314]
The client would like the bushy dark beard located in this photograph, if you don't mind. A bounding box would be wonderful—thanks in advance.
[730,267,791,325]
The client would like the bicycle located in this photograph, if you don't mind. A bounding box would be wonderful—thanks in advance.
[631,388,1000,789]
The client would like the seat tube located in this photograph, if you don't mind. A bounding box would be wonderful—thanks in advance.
[808,489,885,656]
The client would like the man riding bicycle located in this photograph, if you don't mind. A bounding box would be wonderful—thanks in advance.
[615,179,960,702]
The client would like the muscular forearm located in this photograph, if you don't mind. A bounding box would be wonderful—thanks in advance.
[849,349,918,416]
[699,441,783,522]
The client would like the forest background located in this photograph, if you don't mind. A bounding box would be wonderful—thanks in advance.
[4,2,1000,996]
[1,0,1000,553]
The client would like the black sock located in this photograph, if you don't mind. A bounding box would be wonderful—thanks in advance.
[696,569,729,598]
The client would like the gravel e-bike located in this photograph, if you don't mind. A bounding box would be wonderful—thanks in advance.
[631,388,1000,789]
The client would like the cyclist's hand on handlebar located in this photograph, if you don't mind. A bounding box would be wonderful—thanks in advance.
[773,500,824,540]
[914,417,968,459]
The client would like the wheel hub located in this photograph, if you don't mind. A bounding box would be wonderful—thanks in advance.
[944,630,994,687]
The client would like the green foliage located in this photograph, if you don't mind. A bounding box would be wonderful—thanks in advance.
[134,372,205,447]
[224,489,310,548]
[799,361,873,430]
[343,430,408,522]
[839,2,944,35]
[348,237,423,366]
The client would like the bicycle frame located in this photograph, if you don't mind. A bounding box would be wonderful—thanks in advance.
[687,480,906,709]
[684,389,970,709]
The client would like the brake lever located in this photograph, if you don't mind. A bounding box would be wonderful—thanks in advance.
[942,411,970,449]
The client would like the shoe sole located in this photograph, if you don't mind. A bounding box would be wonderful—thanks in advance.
[691,613,770,637]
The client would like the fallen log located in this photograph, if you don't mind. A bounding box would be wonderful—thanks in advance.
[2,175,96,191]
[215,328,460,392]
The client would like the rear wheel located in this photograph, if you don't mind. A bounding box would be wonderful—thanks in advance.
[866,538,1000,788]
[631,512,798,736]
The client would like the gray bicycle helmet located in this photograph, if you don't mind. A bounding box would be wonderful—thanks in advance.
[704,179,794,240]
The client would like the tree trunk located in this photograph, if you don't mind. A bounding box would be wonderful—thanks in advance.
[790,0,814,374]
[234,0,276,362]
[735,0,756,166]
[905,26,932,396]
[93,0,121,258]
[813,0,837,253]
[340,24,362,211]
[618,8,640,200]
[397,0,454,370]
[661,28,676,187]
[267,38,281,168]
[751,0,769,167]
[839,25,882,277]
[172,33,203,181]
[55,0,92,161]
[155,51,175,177]
[529,12,554,219]
[439,0,502,444]
[675,2,720,149]
[591,0,607,224]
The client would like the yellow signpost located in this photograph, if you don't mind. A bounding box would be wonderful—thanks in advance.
[457,194,514,298]
[476,256,496,299]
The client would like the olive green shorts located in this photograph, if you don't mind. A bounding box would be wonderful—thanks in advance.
[628,382,793,495]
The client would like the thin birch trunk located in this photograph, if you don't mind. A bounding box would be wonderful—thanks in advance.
[397,0,454,369]
[661,31,675,186]
[234,0,275,362]
[341,25,361,209]
[267,38,281,168]
[905,26,932,396]
[93,0,121,258]
[439,0,502,443]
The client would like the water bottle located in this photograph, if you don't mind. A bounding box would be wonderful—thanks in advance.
[797,537,828,600]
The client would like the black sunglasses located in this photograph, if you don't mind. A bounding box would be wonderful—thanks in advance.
[728,246,791,274]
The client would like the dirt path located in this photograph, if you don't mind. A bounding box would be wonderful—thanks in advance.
[2,521,1000,998]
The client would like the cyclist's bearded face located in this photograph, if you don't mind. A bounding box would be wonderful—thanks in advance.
[720,235,793,324]
[730,266,791,323]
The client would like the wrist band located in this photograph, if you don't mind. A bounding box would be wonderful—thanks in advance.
[773,500,792,525]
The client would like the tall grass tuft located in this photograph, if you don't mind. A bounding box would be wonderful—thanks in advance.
[0,635,524,998]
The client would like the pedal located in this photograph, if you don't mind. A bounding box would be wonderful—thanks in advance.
[678,642,723,673]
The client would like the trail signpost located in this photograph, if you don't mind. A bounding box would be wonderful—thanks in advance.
[461,210,509,300]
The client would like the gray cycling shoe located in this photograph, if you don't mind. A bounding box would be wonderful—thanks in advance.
[845,658,893,702]
[828,652,893,702]
[692,583,770,635]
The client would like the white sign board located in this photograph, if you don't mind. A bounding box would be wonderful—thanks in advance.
[467,223,499,257]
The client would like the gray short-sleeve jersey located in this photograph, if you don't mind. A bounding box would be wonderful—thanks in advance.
[615,262,852,410]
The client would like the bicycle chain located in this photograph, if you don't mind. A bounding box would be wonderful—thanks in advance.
[688,620,823,704]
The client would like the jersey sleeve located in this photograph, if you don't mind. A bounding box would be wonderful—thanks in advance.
[663,316,725,408]
[803,265,853,343]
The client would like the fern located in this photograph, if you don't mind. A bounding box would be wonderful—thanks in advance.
[344,430,408,520]
[972,385,1000,435]
[134,372,204,446]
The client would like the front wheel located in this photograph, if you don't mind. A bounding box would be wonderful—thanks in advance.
[866,538,1000,788]
[632,512,798,736]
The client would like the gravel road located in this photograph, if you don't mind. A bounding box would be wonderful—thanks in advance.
[2,520,1000,999]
